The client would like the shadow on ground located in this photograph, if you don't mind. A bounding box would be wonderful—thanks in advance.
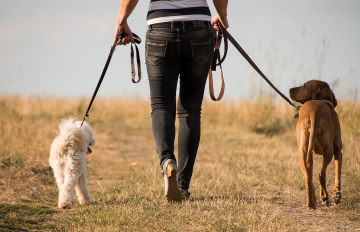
[0,204,57,231]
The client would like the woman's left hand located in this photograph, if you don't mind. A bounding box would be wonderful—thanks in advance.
[114,21,134,45]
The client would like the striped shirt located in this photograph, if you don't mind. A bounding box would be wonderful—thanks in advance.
[147,0,212,25]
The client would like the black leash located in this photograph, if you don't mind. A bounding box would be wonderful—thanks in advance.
[210,24,301,110]
[81,31,142,127]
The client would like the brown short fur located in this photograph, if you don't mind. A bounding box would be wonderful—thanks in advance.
[289,80,342,209]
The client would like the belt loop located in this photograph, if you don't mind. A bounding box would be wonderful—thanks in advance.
[171,21,174,32]
[182,21,186,32]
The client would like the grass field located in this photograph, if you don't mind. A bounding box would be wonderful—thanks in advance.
[0,95,359,231]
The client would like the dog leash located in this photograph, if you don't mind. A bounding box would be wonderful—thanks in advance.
[209,24,301,111]
[81,31,142,127]
[208,26,226,101]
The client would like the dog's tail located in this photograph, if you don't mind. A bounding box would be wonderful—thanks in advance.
[59,117,89,152]
[306,113,318,168]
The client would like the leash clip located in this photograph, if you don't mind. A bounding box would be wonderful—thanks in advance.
[80,114,89,127]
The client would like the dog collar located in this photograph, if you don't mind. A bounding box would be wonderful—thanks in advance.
[294,100,334,119]
[321,100,334,109]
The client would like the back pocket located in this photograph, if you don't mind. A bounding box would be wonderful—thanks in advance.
[191,39,211,64]
[146,39,167,65]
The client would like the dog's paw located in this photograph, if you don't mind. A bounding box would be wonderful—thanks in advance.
[79,197,95,205]
[332,191,341,205]
[59,202,72,209]
[321,196,330,206]
[306,205,316,210]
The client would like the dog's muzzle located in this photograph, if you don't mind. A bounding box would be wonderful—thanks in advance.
[87,147,92,153]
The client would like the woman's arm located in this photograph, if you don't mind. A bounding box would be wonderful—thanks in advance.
[114,0,139,44]
[212,0,229,30]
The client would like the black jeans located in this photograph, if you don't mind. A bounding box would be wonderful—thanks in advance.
[146,21,215,191]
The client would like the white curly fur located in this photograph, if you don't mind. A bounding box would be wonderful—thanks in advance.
[49,117,95,209]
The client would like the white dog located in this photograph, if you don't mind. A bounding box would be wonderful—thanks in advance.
[49,117,95,209]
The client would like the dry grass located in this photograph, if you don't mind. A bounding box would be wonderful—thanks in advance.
[0,95,359,231]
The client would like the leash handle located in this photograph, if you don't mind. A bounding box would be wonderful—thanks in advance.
[209,37,225,101]
[115,31,142,83]
[208,64,225,101]
[115,31,142,46]
[131,43,141,83]
[213,24,228,68]
[208,23,227,101]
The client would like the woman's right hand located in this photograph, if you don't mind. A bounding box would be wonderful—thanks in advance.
[211,13,229,31]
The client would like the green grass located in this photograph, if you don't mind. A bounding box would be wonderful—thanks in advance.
[0,204,56,231]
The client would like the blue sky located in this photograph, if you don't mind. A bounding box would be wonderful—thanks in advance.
[1,0,359,101]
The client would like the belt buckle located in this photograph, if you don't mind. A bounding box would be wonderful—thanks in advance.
[193,21,204,29]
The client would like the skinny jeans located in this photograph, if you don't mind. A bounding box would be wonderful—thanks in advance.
[146,21,215,191]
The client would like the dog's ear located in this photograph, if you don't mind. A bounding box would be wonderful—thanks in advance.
[311,82,322,100]
[312,81,338,107]
[320,82,338,107]
[331,89,338,108]
[73,134,80,142]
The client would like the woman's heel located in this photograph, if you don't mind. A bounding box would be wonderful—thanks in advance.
[163,160,183,202]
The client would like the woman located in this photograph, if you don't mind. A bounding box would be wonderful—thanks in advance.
[115,0,229,202]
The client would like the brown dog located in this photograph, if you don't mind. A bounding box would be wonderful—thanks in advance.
[289,80,342,209]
